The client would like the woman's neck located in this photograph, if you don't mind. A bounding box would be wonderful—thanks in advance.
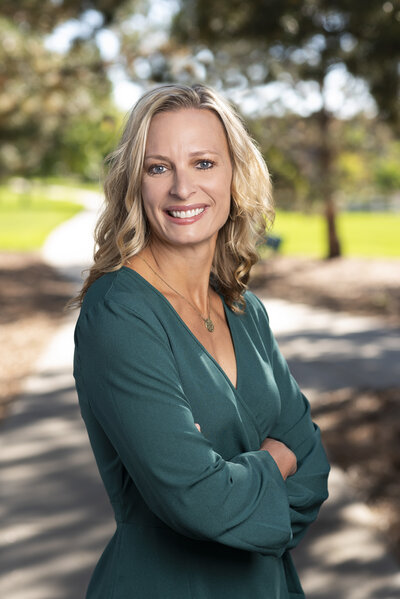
[141,239,216,311]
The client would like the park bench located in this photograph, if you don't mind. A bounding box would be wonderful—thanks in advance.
[260,233,283,252]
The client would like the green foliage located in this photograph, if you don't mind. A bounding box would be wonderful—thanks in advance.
[249,114,400,211]
[174,0,400,125]
[0,181,83,251]
[373,142,400,192]
[0,1,130,179]
[250,115,324,208]
[1,1,129,33]
[271,210,400,258]
[337,152,368,190]
[38,110,122,180]
[374,161,400,192]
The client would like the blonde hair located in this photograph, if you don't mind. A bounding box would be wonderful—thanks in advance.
[69,83,274,312]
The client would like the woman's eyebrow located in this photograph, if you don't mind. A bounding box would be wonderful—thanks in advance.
[189,150,220,157]
[144,154,170,161]
[144,150,220,161]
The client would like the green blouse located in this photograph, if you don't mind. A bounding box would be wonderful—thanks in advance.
[73,267,330,598]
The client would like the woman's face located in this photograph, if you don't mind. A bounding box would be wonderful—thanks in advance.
[141,108,233,251]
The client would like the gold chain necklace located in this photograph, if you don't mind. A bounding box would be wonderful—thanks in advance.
[136,254,215,333]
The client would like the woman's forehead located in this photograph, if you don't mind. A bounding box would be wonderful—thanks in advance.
[146,108,229,153]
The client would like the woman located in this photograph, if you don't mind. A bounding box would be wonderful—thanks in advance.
[73,83,330,598]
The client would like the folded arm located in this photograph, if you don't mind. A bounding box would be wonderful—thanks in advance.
[74,298,295,556]
[253,296,330,549]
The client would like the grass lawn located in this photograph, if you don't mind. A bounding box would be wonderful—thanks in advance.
[0,183,84,251]
[1,177,398,258]
[270,210,400,258]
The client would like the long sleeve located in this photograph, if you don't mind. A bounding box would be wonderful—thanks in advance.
[74,297,294,557]
[252,295,330,549]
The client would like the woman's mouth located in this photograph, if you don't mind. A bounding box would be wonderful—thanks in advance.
[167,207,205,218]
[165,205,207,224]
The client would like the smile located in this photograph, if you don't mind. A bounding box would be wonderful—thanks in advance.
[167,207,205,218]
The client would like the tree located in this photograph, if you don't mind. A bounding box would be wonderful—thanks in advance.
[252,113,400,213]
[170,0,400,257]
[0,1,131,178]
[1,1,124,33]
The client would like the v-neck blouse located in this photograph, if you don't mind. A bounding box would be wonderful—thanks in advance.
[73,267,330,599]
[120,266,240,392]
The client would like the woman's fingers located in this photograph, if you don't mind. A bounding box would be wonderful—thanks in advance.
[195,422,201,431]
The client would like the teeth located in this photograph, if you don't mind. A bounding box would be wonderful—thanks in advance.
[169,207,205,218]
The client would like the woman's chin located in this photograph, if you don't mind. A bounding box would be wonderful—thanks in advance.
[153,230,218,252]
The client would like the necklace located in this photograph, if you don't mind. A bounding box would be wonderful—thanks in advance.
[136,254,215,333]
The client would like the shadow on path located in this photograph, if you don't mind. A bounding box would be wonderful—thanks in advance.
[264,299,400,395]
[0,326,114,599]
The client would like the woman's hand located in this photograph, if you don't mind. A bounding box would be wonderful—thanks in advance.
[195,423,201,432]
[260,437,297,480]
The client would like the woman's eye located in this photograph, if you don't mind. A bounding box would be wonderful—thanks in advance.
[196,160,214,170]
[148,164,167,175]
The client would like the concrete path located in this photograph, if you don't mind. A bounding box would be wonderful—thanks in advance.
[1,195,399,598]
[264,299,400,394]
[41,188,102,281]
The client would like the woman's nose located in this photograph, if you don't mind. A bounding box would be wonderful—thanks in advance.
[170,167,196,200]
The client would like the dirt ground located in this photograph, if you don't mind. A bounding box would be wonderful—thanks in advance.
[0,252,76,419]
[1,251,399,561]
[250,255,400,324]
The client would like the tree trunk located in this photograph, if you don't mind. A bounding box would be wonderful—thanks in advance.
[325,196,341,258]
[317,109,341,259]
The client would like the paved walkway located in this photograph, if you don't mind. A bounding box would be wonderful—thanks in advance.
[1,195,399,598]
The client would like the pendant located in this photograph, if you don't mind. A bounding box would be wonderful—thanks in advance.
[204,318,214,332]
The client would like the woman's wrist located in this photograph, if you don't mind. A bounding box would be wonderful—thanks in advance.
[260,438,297,480]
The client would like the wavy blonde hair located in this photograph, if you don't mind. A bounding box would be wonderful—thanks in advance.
[69,83,274,312]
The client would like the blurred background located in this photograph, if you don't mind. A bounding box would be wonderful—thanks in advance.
[0,1,399,598]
